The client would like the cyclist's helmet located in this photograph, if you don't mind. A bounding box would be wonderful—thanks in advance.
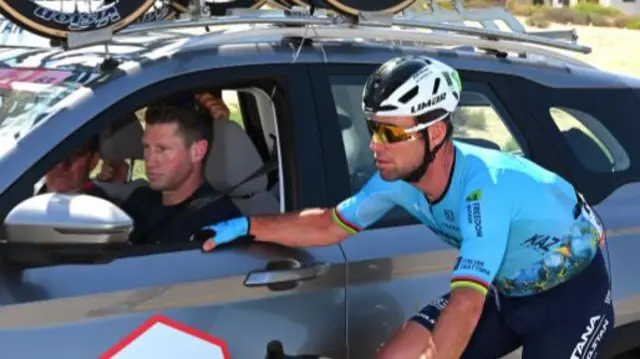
[362,55,463,182]
[362,55,462,124]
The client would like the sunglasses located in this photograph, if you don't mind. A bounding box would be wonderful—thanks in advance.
[366,113,449,144]
[366,121,417,144]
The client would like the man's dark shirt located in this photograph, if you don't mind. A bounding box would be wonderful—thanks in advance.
[121,182,242,245]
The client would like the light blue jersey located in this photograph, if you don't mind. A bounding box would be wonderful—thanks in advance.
[331,141,605,297]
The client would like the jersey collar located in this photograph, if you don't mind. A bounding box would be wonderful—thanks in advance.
[427,143,458,206]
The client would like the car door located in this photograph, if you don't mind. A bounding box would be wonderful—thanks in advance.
[309,62,540,359]
[0,64,347,359]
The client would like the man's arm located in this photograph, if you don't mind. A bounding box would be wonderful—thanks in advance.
[247,172,399,247]
[432,287,485,359]
[432,182,512,359]
[249,208,351,247]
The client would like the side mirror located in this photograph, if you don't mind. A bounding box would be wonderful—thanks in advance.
[1,193,133,266]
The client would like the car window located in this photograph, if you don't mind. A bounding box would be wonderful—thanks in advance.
[222,90,245,129]
[452,92,523,156]
[549,107,629,173]
[330,75,525,197]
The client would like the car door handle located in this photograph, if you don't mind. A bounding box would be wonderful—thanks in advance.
[243,261,329,288]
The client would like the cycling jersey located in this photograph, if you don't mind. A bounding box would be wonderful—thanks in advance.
[332,140,605,297]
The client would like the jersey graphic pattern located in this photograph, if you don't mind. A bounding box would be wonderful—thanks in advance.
[332,141,603,297]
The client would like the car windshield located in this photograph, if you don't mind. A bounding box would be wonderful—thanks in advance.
[0,67,96,147]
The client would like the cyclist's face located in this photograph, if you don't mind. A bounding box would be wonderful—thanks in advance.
[369,115,426,181]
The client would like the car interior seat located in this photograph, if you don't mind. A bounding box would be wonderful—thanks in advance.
[97,114,148,194]
[337,106,362,174]
[99,113,144,162]
[205,119,280,215]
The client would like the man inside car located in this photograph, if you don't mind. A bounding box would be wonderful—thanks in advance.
[121,102,241,245]
[35,135,112,201]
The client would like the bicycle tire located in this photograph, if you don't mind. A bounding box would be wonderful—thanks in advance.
[0,0,157,41]
[323,0,417,15]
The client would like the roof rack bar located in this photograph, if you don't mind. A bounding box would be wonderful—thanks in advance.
[405,1,579,44]
[117,12,590,54]
[181,25,594,68]
[392,18,590,54]
[527,29,579,42]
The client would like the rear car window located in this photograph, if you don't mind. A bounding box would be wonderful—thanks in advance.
[549,106,630,173]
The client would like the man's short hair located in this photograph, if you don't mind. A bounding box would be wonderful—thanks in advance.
[145,103,212,146]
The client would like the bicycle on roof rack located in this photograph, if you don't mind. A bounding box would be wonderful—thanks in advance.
[0,0,417,42]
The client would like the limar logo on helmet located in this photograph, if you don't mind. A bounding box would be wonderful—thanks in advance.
[411,93,447,114]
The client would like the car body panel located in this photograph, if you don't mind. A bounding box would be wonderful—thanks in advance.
[0,245,347,358]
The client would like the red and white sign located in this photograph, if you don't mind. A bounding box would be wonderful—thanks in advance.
[0,68,73,89]
[100,314,231,359]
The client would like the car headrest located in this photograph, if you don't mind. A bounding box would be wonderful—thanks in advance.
[205,120,266,196]
[99,114,144,160]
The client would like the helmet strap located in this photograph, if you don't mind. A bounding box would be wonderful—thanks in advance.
[402,128,448,184]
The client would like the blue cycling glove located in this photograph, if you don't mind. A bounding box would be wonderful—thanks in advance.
[198,217,250,251]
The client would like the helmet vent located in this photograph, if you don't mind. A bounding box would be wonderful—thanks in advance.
[398,86,419,104]
[432,78,441,95]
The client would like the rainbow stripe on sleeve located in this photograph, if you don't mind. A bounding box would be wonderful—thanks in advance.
[451,276,490,295]
[331,208,362,235]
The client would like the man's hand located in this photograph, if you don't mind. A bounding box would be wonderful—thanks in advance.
[97,159,129,183]
[432,287,485,359]
[195,92,230,121]
[197,217,250,252]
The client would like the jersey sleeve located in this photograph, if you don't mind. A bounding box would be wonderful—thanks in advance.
[332,172,408,234]
[451,178,512,295]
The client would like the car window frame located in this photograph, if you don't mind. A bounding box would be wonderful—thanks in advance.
[0,63,324,259]
[509,78,640,204]
[309,63,535,229]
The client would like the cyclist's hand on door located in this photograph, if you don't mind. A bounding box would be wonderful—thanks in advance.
[196,217,250,252]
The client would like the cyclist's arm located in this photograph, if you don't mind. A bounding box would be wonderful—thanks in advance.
[251,172,399,247]
[431,180,512,359]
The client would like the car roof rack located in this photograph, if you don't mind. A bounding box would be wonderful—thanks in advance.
[62,0,590,63]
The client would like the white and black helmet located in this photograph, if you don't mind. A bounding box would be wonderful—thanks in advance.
[362,55,462,124]
[363,55,463,182]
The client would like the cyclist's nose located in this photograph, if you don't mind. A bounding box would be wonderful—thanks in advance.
[370,139,386,153]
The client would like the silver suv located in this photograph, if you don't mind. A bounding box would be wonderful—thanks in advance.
[0,2,639,359]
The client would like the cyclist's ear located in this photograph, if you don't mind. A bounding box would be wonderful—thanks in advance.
[428,121,448,144]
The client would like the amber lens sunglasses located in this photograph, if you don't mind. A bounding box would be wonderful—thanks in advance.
[366,121,415,144]
[366,113,450,144]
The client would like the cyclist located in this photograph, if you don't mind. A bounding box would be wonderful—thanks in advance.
[195,55,614,359]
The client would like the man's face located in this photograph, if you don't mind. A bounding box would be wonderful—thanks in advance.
[368,115,446,182]
[143,122,205,191]
[46,146,98,193]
